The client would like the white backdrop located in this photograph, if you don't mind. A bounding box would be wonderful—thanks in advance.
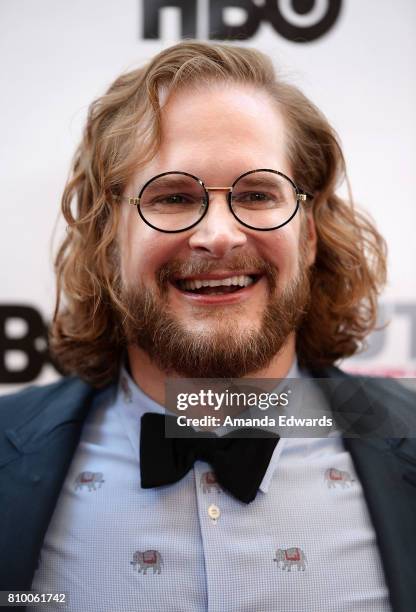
[1,0,415,394]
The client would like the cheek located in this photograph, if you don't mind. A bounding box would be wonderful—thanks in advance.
[263,228,301,281]
[118,210,138,283]
[118,209,152,283]
[118,210,183,284]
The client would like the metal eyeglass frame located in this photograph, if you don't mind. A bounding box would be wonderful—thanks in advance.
[127,168,313,234]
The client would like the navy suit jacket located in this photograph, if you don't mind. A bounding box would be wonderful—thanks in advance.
[0,367,415,611]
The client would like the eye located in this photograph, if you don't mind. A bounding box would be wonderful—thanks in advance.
[235,191,271,201]
[242,192,269,202]
[154,193,192,204]
[145,193,204,209]
[232,191,280,207]
[143,191,204,214]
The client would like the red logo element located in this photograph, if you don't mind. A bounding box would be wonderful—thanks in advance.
[286,548,300,561]
[143,550,157,564]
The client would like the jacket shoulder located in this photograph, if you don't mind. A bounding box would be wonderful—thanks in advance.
[330,365,415,414]
[0,377,95,430]
[357,375,416,408]
[312,365,416,405]
[312,365,416,441]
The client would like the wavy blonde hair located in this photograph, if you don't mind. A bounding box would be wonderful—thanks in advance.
[50,41,387,386]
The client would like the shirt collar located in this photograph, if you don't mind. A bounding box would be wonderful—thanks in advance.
[113,366,164,462]
[115,359,303,495]
[257,358,301,493]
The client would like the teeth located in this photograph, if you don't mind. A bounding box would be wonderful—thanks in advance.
[180,275,255,291]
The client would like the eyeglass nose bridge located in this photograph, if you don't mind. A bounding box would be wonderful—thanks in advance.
[204,186,233,204]
[201,185,234,218]
[205,187,233,192]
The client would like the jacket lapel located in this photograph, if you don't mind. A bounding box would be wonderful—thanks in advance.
[345,435,416,612]
[312,367,416,612]
[0,378,113,590]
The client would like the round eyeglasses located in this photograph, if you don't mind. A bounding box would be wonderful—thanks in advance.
[126,169,313,233]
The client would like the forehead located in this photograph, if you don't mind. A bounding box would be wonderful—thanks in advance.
[135,83,290,187]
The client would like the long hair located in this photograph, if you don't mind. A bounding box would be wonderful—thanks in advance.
[50,41,387,386]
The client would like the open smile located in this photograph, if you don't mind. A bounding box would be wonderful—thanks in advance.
[170,273,264,304]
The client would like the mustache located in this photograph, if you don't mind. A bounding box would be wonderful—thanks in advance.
[157,254,277,292]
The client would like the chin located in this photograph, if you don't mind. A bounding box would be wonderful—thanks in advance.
[185,313,259,337]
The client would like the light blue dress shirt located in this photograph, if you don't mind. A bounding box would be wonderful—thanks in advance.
[30,364,391,611]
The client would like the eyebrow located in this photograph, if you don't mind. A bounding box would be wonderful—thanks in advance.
[234,175,284,189]
[141,173,288,192]
[144,176,200,190]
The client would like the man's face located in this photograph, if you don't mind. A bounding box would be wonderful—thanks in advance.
[117,84,316,377]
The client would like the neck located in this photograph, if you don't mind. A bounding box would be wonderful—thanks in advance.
[127,334,297,406]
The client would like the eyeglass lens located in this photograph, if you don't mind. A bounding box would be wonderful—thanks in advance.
[138,171,298,232]
[139,174,206,232]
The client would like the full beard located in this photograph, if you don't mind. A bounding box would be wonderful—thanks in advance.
[117,251,311,379]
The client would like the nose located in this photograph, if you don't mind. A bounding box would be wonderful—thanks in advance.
[188,191,247,258]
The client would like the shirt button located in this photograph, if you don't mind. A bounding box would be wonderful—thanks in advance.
[208,504,220,520]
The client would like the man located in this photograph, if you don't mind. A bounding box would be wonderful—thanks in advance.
[0,41,415,611]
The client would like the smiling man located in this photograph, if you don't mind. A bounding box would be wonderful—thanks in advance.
[1,42,415,612]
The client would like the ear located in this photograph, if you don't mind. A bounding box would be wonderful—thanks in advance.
[304,210,317,267]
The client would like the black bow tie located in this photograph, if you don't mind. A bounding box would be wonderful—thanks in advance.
[140,413,279,504]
